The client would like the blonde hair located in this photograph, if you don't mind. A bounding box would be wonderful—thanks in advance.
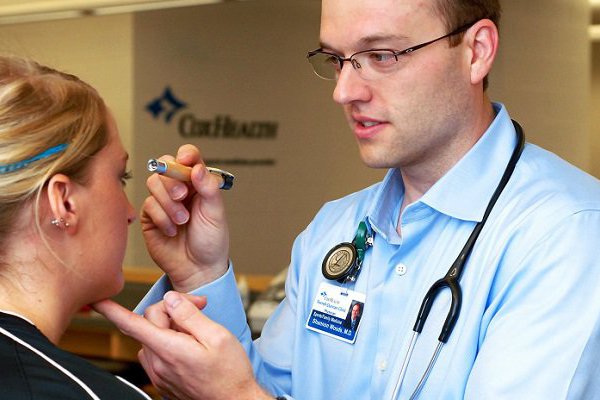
[0,55,108,247]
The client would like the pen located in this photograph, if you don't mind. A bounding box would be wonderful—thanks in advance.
[147,159,235,190]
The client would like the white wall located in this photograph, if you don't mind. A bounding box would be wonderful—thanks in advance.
[593,41,600,179]
[0,14,133,155]
[490,0,592,171]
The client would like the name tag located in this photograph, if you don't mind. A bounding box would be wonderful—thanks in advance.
[306,282,366,344]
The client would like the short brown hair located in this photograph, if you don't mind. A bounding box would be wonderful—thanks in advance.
[433,0,502,90]
[433,0,501,36]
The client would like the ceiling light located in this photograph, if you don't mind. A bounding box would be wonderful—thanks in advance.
[0,0,228,24]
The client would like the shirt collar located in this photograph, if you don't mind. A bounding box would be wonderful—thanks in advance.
[367,168,404,243]
[367,103,519,237]
[421,103,519,222]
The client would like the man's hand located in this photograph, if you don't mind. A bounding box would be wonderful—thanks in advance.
[92,293,272,400]
[142,145,230,292]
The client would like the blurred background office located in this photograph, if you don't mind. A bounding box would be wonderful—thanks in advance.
[0,0,597,396]
[0,0,596,276]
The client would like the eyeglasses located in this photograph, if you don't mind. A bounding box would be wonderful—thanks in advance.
[306,20,480,81]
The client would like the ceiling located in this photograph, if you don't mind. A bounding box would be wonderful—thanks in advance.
[0,0,231,24]
[0,0,598,37]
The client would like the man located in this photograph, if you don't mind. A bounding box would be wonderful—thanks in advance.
[94,0,600,399]
[342,302,362,332]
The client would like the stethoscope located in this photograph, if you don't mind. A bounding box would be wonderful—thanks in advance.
[321,120,525,399]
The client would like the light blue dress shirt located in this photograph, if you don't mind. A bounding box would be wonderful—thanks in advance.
[138,104,600,399]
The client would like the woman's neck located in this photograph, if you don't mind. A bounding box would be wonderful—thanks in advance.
[0,274,75,344]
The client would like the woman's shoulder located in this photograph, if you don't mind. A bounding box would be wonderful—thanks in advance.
[0,312,150,400]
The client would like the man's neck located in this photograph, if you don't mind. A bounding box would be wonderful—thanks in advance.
[397,100,496,232]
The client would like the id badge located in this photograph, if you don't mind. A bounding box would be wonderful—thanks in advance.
[305,282,366,344]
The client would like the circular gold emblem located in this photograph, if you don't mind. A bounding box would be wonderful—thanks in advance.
[322,242,357,280]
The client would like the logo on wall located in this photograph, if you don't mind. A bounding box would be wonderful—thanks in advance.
[145,86,279,167]
[145,87,279,141]
[145,87,187,124]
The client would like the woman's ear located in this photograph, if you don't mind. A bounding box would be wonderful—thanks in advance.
[466,19,499,86]
[46,174,78,232]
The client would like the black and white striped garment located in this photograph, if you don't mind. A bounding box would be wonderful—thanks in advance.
[0,311,151,400]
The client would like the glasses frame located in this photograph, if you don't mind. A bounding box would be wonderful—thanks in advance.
[307,19,481,81]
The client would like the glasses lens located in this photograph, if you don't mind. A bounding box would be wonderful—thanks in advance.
[307,51,339,80]
[353,50,399,80]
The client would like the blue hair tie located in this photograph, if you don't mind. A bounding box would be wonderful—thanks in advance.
[0,143,68,174]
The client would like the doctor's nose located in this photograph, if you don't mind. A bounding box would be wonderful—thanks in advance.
[333,65,372,105]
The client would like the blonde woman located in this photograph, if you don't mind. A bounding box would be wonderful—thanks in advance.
[0,55,149,399]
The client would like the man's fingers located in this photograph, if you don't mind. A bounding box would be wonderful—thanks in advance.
[143,301,171,329]
[190,164,225,196]
[137,349,158,386]
[182,293,208,309]
[92,299,154,341]
[175,144,202,167]
[91,299,142,337]
[163,291,225,345]
[144,294,207,328]
[146,173,190,227]
[91,299,178,353]
[154,155,189,201]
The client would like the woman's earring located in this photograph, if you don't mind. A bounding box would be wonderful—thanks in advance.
[51,218,70,229]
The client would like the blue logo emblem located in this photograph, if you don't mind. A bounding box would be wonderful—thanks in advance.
[145,87,187,123]
[320,291,327,297]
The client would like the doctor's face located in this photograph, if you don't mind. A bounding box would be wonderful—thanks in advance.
[320,0,473,171]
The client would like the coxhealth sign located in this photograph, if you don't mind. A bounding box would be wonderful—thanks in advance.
[145,87,279,140]
[178,114,277,139]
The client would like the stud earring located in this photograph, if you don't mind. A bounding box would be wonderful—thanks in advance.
[51,218,70,229]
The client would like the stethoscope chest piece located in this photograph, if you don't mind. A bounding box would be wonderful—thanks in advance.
[322,242,358,281]
[322,220,373,283]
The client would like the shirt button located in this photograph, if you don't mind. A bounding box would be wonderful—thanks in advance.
[378,359,388,372]
[395,263,407,276]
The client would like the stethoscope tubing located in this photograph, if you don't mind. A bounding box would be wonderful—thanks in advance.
[413,120,525,343]
[390,121,525,399]
[321,121,526,399]
[391,332,418,399]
